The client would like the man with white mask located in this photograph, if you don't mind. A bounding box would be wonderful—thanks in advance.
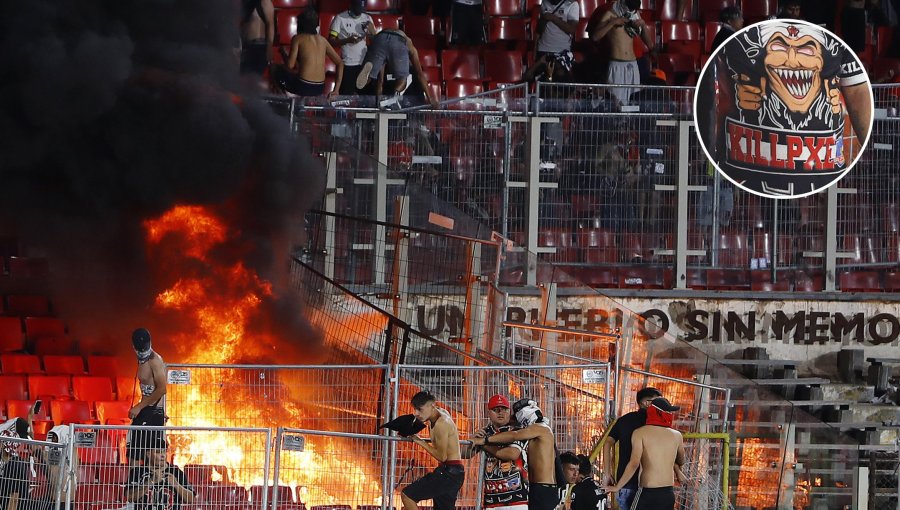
[126,328,167,464]
[471,399,561,510]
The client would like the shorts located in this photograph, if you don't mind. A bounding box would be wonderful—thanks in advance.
[402,463,465,510]
[364,31,410,82]
[527,483,561,510]
[126,406,166,461]
[273,66,326,96]
[241,39,268,76]
[340,64,364,95]
[632,486,674,510]
[606,59,639,106]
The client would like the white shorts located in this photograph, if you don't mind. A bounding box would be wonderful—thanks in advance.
[606,59,640,106]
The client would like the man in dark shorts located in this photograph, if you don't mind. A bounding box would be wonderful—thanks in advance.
[355,30,439,107]
[127,328,167,463]
[600,387,661,510]
[401,391,465,510]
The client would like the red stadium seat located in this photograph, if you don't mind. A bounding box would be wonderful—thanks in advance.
[371,13,402,31]
[884,272,900,292]
[685,268,706,289]
[24,317,66,340]
[660,20,700,43]
[539,228,578,263]
[742,0,775,19]
[33,335,76,356]
[7,257,49,279]
[7,399,50,421]
[43,355,86,375]
[51,400,95,424]
[441,49,482,80]
[94,464,129,485]
[483,50,525,82]
[318,0,344,12]
[276,9,301,45]
[579,228,617,264]
[839,234,878,265]
[5,295,51,316]
[404,15,442,38]
[697,0,733,22]
[487,17,530,43]
[319,11,338,37]
[793,271,824,291]
[576,0,603,17]
[877,26,894,57]
[272,0,311,6]
[445,79,484,98]
[581,267,618,288]
[417,47,439,67]
[86,356,125,378]
[485,0,523,16]
[839,271,882,292]
[250,485,296,505]
[366,0,397,12]
[621,232,651,262]
[94,401,132,425]
[618,267,672,289]
[0,317,25,353]
[751,279,791,291]
[874,57,900,78]
[73,376,115,402]
[703,21,721,53]
[0,375,28,402]
[657,52,697,83]
[29,375,73,400]
[706,269,750,290]
[0,353,42,374]
[75,483,123,510]
[752,231,794,267]
[116,376,140,401]
[203,485,250,510]
[716,231,749,267]
[427,80,443,102]
[658,0,694,19]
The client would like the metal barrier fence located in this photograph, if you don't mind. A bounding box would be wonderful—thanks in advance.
[868,442,900,510]
[0,435,68,510]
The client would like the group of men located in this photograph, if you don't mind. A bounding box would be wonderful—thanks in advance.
[396,387,686,510]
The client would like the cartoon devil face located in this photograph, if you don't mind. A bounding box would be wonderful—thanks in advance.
[764,29,824,113]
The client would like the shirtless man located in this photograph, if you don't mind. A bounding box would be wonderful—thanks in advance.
[403,391,465,510]
[590,0,654,106]
[471,399,560,510]
[127,328,167,464]
[355,29,439,108]
[239,0,275,76]
[603,398,687,510]
[280,9,345,97]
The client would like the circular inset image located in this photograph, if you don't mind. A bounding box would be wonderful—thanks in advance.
[694,19,874,199]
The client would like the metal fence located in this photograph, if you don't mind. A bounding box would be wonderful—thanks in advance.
[0,434,68,510]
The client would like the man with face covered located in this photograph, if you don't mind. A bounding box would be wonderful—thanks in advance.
[329,0,375,95]
[722,21,872,196]
[126,328,167,464]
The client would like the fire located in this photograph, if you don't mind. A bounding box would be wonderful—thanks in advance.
[141,205,384,506]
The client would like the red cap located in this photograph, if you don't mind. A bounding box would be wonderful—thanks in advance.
[487,394,510,409]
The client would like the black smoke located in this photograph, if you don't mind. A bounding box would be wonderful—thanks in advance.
[0,0,325,359]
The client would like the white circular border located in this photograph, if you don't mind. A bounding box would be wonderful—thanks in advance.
[692,18,876,200]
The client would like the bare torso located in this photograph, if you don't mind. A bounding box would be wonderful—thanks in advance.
[241,0,266,41]
[525,425,557,484]
[137,354,166,408]
[634,426,682,488]
[600,11,637,61]
[289,34,328,82]
[432,409,462,462]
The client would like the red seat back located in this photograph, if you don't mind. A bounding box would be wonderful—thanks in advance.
[1,353,42,374]
[6,295,51,316]
[275,8,301,45]
[839,271,882,292]
[29,375,73,400]
[50,399,94,424]
[43,355,86,375]
[94,400,132,425]
[485,0,524,16]
[0,375,28,401]
[441,49,482,80]
[86,355,124,377]
[0,317,25,353]
[24,317,66,339]
[371,13,402,31]
[73,376,115,402]
[483,50,525,82]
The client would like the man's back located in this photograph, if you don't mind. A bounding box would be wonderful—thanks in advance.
[634,426,681,488]
[524,425,556,483]
[291,34,328,82]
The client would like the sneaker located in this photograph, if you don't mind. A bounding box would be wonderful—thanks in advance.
[356,61,373,90]
[399,74,413,95]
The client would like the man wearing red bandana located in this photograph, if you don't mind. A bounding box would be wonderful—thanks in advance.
[602,398,687,510]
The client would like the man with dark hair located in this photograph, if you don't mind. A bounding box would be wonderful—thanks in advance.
[711,6,743,52]
[127,328,167,464]
[600,387,662,510]
[125,436,195,510]
[402,391,465,510]
[471,399,560,510]
[279,9,345,97]
[604,398,687,510]
[570,454,606,510]
[328,0,375,95]
[776,0,803,19]
[590,0,654,106]
[465,395,529,510]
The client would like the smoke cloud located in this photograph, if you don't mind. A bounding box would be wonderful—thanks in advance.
[0,0,325,360]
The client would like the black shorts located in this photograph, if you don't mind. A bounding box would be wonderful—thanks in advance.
[633,486,674,510]
[126,406,166,460]
[402,464,465,510]
[241,40,268,76]
[528,483,561,510]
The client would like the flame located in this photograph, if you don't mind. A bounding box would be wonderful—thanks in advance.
[141,205,384,506]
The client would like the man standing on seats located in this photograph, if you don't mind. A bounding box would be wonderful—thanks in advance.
[329,0,376,95]
[127,328,167,464]
[600,387,660,510]
[402,391,465,510]
[471,399,561,510]
[465,394,529,510]
[355,29,439,107]
[239,0,275,79]
[603,398,687,510]
[590,0,654,106]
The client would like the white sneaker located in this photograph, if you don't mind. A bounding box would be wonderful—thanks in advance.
[399,74,413,95]
[356,62,373,90]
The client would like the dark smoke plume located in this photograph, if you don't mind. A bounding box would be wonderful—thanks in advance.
[0,0,325,360]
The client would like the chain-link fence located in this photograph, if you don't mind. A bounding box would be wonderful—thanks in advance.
[868,442,900,510]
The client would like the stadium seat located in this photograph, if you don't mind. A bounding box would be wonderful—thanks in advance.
[43,355,86,375]
[202,484,249,509]
[839,234,878,265]
[0,375,28,401]
[887,233,900,265]
[276,8,301,45]
[657,0,693,19]
[793,271,824,291]
[483,50,525,82]
[94,463,129,485]
[5,295,51,316]
[7,257,49,279]
[441,49,482,80]
[877,26,894,57]
[839,271,882,292]
[366,0,397,12]
[33,335,76,355]
[29,375,73,400]
[741,0,775,19]
[750,279,791,292]
[752,231,794,267]
[579,228,617,264]
[417,47,440,67]
[581,267,618,288]
[86,355,124,377]
[7,399,51,422]
[874,57,900,79]
[421,66,441,85]
[703,21,721,54]
[94,401,131,425]
[621,232,651,262]
[660,20,700,44]
[272,0,311,6]
[716,231,749,268]
[445,79,484,98]
[319,11,338,37]
[24,317,66,340]
[685,268,706,289]
[657,52,697,82]
[797,233,824,265]
[487,17,530,44]
[485,0,523,16]
[72,376,115,402]
[697,0,733,22]
[0,353,42,373]
[884,271,900,292]
[250,485,296,506]
[618,267,672,289]
[50,399,95,424]
[0,317,25,353]
[541,228,578,263]
[577,0,603,18]
[404,15,442,38]
[116,376,140,401]
[371,13,402,31]
[185,464,232,487]
[706,269,750,290]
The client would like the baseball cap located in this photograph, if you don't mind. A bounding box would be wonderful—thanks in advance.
[650,397,680,412]
[487,394,510,409]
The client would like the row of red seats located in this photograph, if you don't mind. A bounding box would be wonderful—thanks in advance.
[0,353,124,375]
[1,256,49,278]
[0,373,137,402]
[2,399,130,427]
[0,294,52,316]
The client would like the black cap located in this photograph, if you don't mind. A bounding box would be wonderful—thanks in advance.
[380,414,426,437]
[650,397,680,412]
